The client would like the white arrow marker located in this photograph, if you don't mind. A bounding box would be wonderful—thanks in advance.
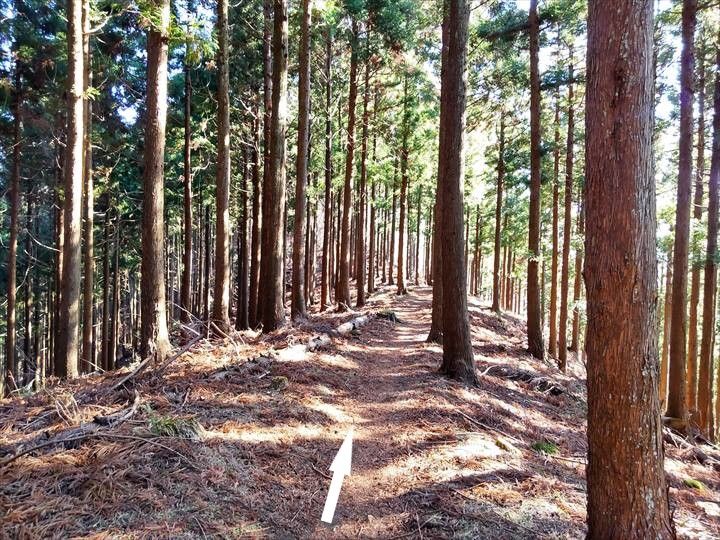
[321,427,354,524]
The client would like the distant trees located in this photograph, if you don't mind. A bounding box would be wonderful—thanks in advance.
[584,0,673,536]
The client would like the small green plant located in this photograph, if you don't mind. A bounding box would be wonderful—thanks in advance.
[683,478,706,490]
[531,441,559,455]
[270,376,289,391]
[148,414,205,440]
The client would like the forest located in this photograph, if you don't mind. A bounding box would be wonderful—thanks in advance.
[1,0,719,537]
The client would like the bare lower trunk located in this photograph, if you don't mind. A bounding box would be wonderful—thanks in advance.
[321,30,333,311]
[56,0,85,378]
[660,247,673,409]
[181,20,193,328]
[666,0,697,424]
[249,116,262,327]
[82,1,94,373]
[549,94,561,357]
[438,0,475,384]
[140,0,172,363]
[584,1,673,536]
[492,118,504,313]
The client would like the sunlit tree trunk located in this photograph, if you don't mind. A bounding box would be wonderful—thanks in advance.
[356,41,371,307]
[236,148,249,330]
[585,0,673,536]
[698,48,720,438]
[249,115,262,327]
[666,0,697,425]
[140,0,171,362]
[56,0,85,378]
[549,93,561,358]
[491,117,505,313]
[526,0,544,359]
[336,19,359,309]
[438,0,475,384]
[558,74,574,372]
[181,9,193,330]
[660,245,673,409]
[321,29,333,311]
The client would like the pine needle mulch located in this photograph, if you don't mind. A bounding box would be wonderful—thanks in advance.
[1,286,719,539]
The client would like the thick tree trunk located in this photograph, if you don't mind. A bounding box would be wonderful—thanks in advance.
[438,0,476,385]
[140,0,171,363]
[260,0,289,331]
[558,75,574,372]
[249,116,262,327]
[666,0,697,424]
[549,93,561,358]
[368,110,378,295]
[336,19,359,310]
[213,0,231,332]
[526,0,544,359]
[492,117,505,313]
[388,155,398,286]
[56,0,85,378]
[584,1,673,536]
[181,17,193,329]
[291,0,312,320]
[698,48,720,437]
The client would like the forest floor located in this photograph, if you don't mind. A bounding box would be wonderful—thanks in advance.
[1,285,719,539]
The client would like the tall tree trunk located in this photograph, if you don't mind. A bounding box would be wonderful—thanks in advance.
[140,0,171,362]
[526,0,544,359]
[181,13,193,329]
[4,63,22,393]
[427,195,443,343]
[397,76,409,296]
[585,1,673,536]
[570,200,584,351]
[101,210,110,370]
[666,0,697,424]
[356,42,371,307]
[249,115,262,327]
[368,102,378,295]
[321,29,333,311]
[698,48,720,437]
[260,0,289,330]
[336,19,359,309]
[109,221,120,369]
[56,0,85,378]
[686,40,706,415]
[292,0,312,319]
[82,1,94,373]
[24,190,34,382]
[549,92,561,358]
[236,148,249,330]
[558,74,575,372]
[438,0,476,384]
[213,0,231,332]
[492,117,505,313]
[257,0,273,323]
[660,246,673,409]
[388,154,398,286]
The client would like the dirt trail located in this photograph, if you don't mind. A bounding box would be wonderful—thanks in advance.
[1,286,718,539]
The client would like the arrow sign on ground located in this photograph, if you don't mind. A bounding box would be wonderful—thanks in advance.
[321,427,354,524]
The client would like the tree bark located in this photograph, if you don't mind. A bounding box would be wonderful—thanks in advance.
[181,10,193,329]
[321,29,333,311]
[236,148,249,330]
[260,0,289,331]
[5,63,22,393]
[584,1,674,536]
[526,0,544,359]
[549,92,561,358]
[686,40,706,415]
[336,19,359,310]
[491,117,505,313]
[397,75,409,296]
[249,115,262,327]
[356,40,371,307]
[140,0,171,363]
[570,199,584,352]
[291,0,312,319]
[212,0,231,332]
[660,245,673,410]
[558,73,574,372]
[666,0,697,424]
[438,0,476,385]
[56,0,85,378]
[698,47,720,437]
[388,154,398,286]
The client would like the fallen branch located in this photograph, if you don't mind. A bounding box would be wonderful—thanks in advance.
[277,314,373,361]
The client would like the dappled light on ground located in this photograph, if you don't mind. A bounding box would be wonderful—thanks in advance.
[1,286,718,538]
